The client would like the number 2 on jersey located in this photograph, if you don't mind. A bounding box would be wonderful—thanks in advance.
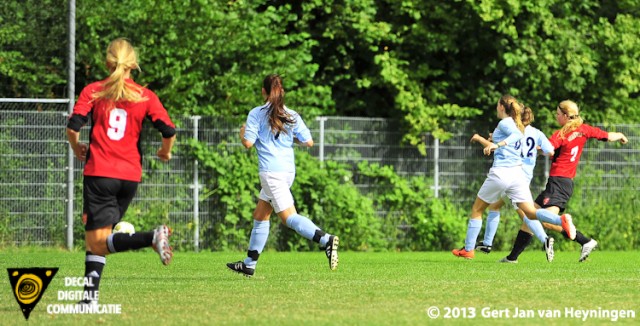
[107,108,127,140]
[517,137,536,158]
[524,137,535,158]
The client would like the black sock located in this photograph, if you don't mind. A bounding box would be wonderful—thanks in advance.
[561,230,590,246]
[247,250,260,263]
[507,230,533,261]
[313,229,326,243]
[84,251,105,302]
[106,232,154,253]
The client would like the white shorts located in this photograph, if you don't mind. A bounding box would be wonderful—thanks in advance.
[501,196,520,211]
[258,172,296,213]
[477,166,533,206]
[500,169,534,210]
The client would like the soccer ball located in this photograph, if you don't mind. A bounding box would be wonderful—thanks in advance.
[113,221,136,234]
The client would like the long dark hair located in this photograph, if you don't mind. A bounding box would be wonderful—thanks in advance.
[263,74,295,135]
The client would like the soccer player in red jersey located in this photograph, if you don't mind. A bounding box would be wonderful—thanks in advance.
[502,100,628,263]
[66,38,176,304]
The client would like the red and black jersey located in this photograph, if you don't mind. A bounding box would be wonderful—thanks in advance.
[548,124,608,179]
[67,79,176,182]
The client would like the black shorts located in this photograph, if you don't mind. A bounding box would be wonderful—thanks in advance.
[534,176,574,213]
[83,176,139,231]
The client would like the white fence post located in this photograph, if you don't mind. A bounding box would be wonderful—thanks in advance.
[191,116,202,252]
[64,111,75,251]
[316,116,327,164]
[433,137,440,198]
[66,0,76,251]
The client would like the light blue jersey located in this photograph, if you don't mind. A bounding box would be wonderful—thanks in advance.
[516,125,554,179]
[491,117,525,168]
[243,103,312,173]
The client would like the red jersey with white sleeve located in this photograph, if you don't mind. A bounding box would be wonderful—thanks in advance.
[548,124,608,178]
[67,79,176,182]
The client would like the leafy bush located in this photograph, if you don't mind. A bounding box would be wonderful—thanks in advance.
[355,162,468,251]
[556,165,640,251]
[290,153,383,251]
[186,140,257,251]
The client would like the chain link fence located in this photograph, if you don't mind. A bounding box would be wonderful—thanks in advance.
[2,99,639,249]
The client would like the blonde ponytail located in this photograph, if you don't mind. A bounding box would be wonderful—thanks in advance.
[557,100,584,139]
[521,106,534,127]
[93,38,147,107]
[499,95,525,132]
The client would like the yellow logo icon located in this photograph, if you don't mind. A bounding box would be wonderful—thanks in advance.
[7,268,58,320]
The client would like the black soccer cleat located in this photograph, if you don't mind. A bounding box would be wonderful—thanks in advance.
[475,241,492,254]
[325,235,339,270]
[499,257,518,264]
[226,261,255,277]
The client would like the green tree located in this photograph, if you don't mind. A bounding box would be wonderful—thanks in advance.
[0,0,67,98]
[2,0,639,143]
[75,0,333,119]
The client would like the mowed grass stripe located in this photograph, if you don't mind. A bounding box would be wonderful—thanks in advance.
[0,249,638,325]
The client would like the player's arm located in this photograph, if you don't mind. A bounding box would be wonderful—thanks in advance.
[294,136,313,147]
[241,110,262,149]
[66,128,88,162]
[538,131,555,157]
[607,132,628,144]
[240,124,254,149]
[470,134,492,148]
[537,146,554,157]
[149,117,176,162]
[548,130,562,150]
[145,92,177,161]
[156,135,175,162]
[66,87,93,162]
[499,122,524,147]
[292,114,313,147]
[484,121,523,155]
[296,138,313,147]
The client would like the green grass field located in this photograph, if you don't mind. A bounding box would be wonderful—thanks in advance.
[1,248,638,325]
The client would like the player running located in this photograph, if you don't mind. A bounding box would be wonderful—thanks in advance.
[67,38,176,304]
[471,105,557,262]
[226,74,338,277]
[501,100,628,263]
[452,95,576,260]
